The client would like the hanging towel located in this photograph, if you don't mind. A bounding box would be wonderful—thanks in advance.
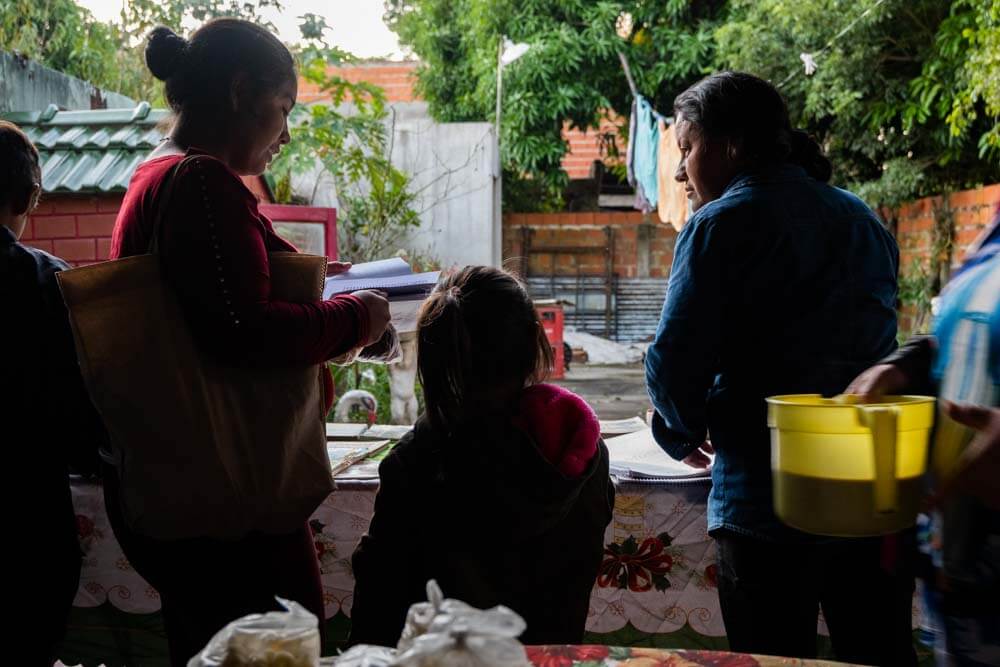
[633,96,659,209]
[656,120,688,231]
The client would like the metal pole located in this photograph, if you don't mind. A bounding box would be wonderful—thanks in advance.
[492,39,504,267]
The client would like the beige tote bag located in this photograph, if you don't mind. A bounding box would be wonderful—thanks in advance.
[57,156,334,540]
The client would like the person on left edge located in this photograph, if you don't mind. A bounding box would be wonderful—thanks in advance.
[1,120,105,666]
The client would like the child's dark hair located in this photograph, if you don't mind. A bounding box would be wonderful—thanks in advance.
[145,19,295,120]
[417,266,553,433]
[674,71,833,183]
[0,120,41,213]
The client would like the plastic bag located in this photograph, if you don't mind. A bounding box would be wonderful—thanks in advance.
[331,325,403,366]
[187,598,321,667]
[393,581,530,667]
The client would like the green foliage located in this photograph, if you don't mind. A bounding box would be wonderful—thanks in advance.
[0,0,284,104]
[717,0,998,205]
[386,0,726,209]
[270,16,421,263]
[0,0,120,90]
[393,0,998,211]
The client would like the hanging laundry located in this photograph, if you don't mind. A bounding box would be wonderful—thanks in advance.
[632,96,659,210]
[656,120,688,231]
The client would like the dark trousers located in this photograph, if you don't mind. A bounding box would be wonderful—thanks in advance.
[17,483,81,667]
[715,530,917,666]
[104,466,326,666]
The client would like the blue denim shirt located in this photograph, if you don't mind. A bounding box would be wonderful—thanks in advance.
[645,164,899,540]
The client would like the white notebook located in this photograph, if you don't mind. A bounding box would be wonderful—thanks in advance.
[605,428,711,480]
[324,258,440,299]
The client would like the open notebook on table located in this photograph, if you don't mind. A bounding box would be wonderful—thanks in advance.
[605,428,711,480]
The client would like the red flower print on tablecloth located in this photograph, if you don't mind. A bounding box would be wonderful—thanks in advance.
[310,519,339,573]
[597,534,674,592]
[676,651,760,667]
[704,563,718,588]
[76,514,94,538]
[527,645,610,667]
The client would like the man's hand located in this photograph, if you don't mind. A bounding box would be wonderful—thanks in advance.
[932,402,1000,511]
[684,440,715,469]
[844,363,909,401]
[352,289,391,345]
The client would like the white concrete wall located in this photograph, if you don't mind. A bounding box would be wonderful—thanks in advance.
[293,102,499,269]
[389,103,498,268]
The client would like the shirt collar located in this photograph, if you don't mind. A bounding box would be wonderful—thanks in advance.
[0,225,16,246]
[723,163,810,197]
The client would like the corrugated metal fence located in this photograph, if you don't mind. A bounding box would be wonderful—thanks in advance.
[526,276,666,343]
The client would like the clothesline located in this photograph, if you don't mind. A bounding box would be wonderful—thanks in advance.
[617,50,671,124]
[776,0,890,89]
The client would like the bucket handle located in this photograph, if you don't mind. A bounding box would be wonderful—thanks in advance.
[858,406,900,514]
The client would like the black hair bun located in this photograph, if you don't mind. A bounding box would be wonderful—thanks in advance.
[146,26,188,81]
[789,129,833,183]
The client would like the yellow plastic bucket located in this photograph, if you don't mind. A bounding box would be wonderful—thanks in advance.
[766,394,936,537]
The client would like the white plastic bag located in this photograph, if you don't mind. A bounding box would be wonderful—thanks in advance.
[393,581,530,667]
[187,598,321,667]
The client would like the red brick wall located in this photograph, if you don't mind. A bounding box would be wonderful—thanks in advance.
[562,116,622,180]
[893,183,999,273]
[506,184,999,286]
[22,194,122,266]
[298,61,419,104]
[503,211,677,279]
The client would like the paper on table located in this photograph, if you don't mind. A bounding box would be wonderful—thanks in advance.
[326,422,370,440]
[605,428,711,479]
[327,440,391,476]
[364,423,414,440]
[599,416,648,438]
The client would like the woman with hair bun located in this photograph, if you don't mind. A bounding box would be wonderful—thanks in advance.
[645,72,911,664]
[108,19,390,664]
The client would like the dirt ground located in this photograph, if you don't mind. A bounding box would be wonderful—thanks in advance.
[553,362,651,420]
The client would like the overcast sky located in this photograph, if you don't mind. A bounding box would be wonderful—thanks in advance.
[76,0,406,59]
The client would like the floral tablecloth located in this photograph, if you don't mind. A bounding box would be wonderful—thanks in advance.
[60,476,920,666]
[525,645,856,667]
[68,476,721,632]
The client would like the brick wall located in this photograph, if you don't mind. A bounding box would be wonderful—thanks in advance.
[506,183,999,286]
[893,183,999,273]
[22,194,122,266]
[298,61,419,104]
[503,211,677,279]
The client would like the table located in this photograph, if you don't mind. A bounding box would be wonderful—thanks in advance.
[525,645,857,667]
[59,475,925,666]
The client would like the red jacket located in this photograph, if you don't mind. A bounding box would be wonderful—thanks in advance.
[111,152,368,409]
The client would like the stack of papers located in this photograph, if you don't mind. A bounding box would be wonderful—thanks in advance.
[323,258,440,300]
[327,440,392,477]
[599,416,648,439]
[605,428,711,480]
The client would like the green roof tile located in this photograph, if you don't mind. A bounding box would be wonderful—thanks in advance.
[1,104,170,194]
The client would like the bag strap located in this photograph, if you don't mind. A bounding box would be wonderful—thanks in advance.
[147,154,203,256]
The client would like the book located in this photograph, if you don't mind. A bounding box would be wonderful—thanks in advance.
[605,428,711,480]
[324,257,440,300]
[327,439,392,477]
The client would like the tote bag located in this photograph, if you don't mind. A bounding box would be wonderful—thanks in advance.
[57,156,335,540]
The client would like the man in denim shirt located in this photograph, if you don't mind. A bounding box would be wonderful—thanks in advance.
[646,73,911,664]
